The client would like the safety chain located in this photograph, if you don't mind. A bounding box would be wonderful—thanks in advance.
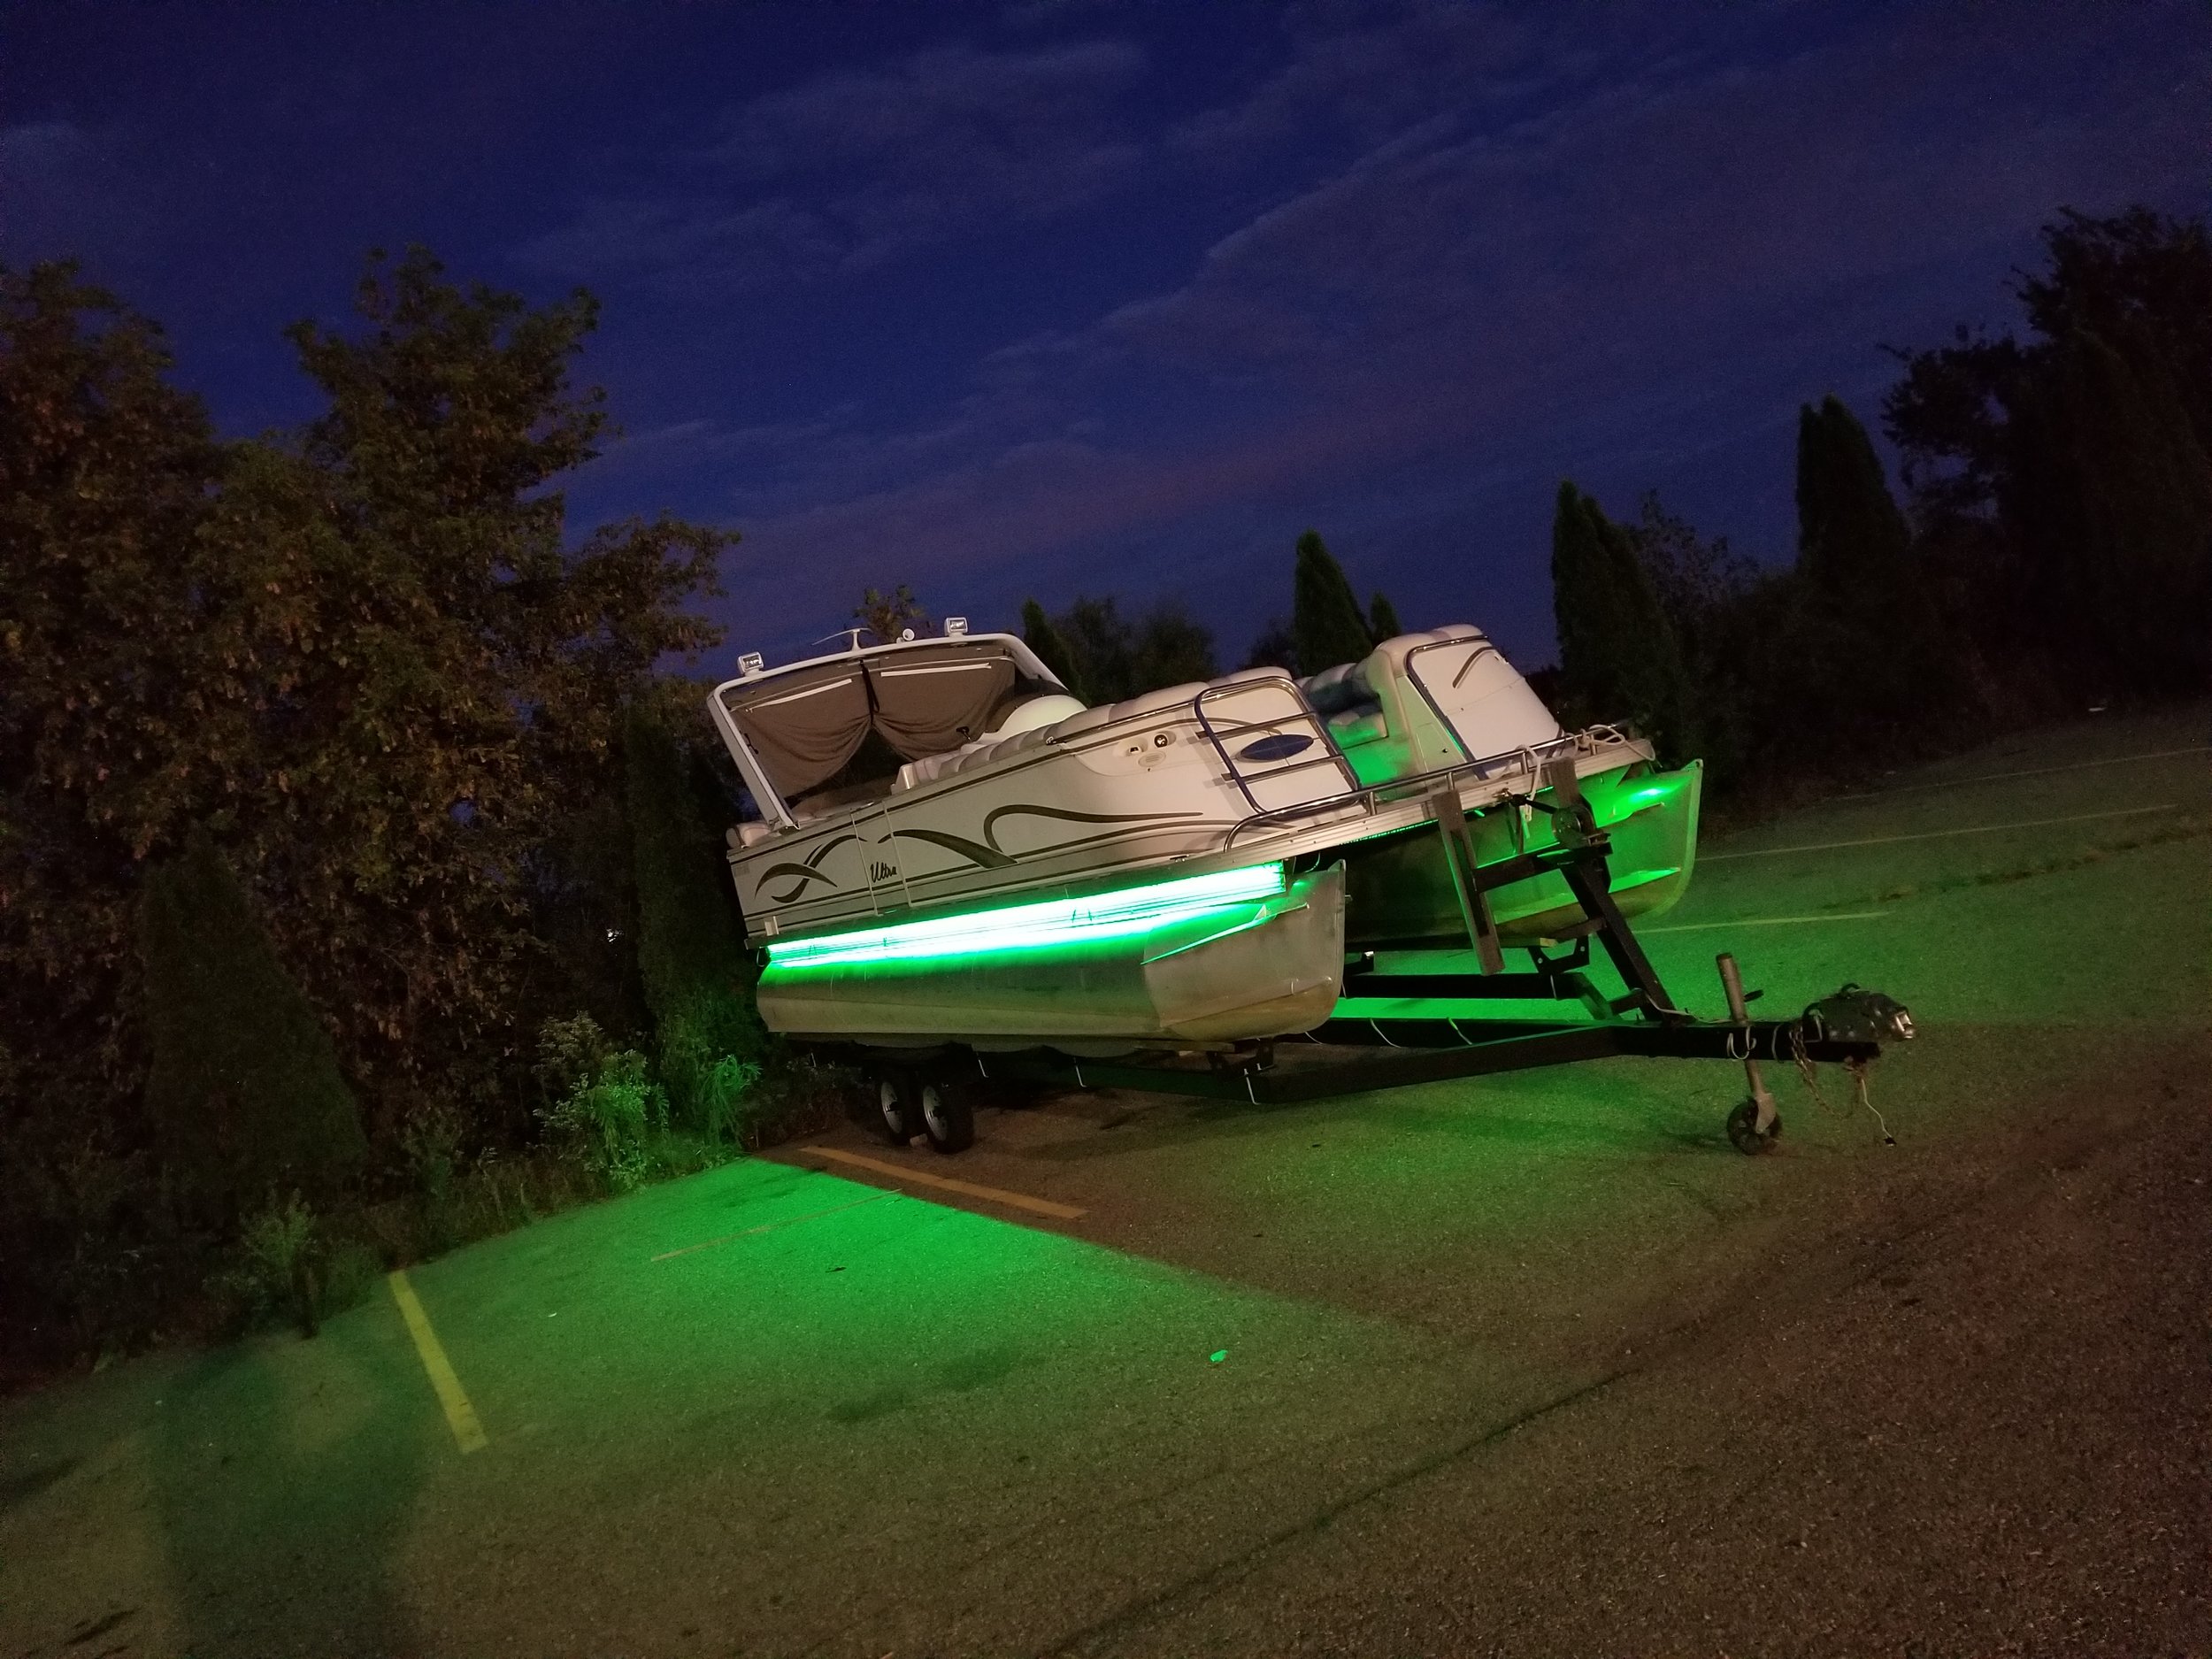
[1790,1024,1896,1146]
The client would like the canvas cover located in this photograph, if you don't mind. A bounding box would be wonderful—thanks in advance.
[722,641,1019,800]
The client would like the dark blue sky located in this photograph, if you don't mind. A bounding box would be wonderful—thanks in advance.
[4,1,2204,671]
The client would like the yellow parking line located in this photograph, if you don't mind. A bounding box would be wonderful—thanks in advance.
[1703,803,2179,861]
[801,1145,1087,1220]
[388,1270,488,1453]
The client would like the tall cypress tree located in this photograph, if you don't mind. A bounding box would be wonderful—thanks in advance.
[1292,530,1374,675]
[1020,598,1089,703]
[1549,482,1688,757]
[141,833,365,1216]
[1796,396,1916,599]
[625,703,765,1138]
[1793,394,1947,730]
[1367,590,1402,641]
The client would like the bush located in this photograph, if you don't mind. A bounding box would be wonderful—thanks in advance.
[624,704,767,1138]
[534,1015,667,1192]
[139,832,365,1222]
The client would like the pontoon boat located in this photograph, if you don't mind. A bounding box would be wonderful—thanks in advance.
[708,621,1701,1054]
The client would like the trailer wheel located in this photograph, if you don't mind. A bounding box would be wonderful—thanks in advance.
[1725,1098,1781,1155]
[918,1082,975,1155]
[874,1073,922,1145]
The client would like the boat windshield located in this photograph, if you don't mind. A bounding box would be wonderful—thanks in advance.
[719,639,1021,803]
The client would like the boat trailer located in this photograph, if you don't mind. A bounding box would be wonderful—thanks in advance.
[808,797,1914,1157]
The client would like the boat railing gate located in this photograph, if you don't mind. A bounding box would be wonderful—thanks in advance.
[1191,679,1361,814]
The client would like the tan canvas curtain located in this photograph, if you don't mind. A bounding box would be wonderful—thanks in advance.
[866,644,1016,760]
[723,668,872,797]
[724,641,1021,801]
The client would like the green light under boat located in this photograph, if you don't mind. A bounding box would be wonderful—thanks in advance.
[764,862,1290,971]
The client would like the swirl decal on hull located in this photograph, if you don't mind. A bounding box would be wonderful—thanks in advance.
[891,827,1015,869]
[762,833,859,902]
[980,803,1203,855]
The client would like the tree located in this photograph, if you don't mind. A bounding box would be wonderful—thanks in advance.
[2016,207,2212,453]
[2008,330,2212,692]
[1292,530,1372,675]
[1042,595,1220,703]
[624,703,765,1140]
[1129,603,1218,691]
[1796,396,1915,600]
[1020,598,1088,702]
[1794,395,1947,732]
[188,248,733,1110]
[1052,595,1137,703]
[1367,590,1402,641]
[1548,482,1687,757]
[0,263,222,1131]
[1885,206,2212,706]
[1623,493,1755,780]
[140,833,365,1217]
[855,584,930,641]
[1242,616,1298,672]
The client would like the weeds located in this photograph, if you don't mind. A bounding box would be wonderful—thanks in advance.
[224,1193,323,1337]
[535,1017,668,1193]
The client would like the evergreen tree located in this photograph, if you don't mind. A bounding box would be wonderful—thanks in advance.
[1548,482,1688,757]
[624,703,765,1140]
[1292,530,1373,675]
[1020,598,1088,703]
[140,833,365,1216]
[1367,590,1402,641]
[1796,396,1916,599]
[1794,394,1947,730]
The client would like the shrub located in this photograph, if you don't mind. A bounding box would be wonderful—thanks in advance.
[139,833,365,1221]
[624,704,766,1138]
[534,1016,666,1192]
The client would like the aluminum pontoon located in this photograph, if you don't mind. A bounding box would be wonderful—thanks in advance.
[708,620,1909,1156]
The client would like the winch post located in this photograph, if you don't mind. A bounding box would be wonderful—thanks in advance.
[1432,787,1506,974]
[1717,952,1778,1134]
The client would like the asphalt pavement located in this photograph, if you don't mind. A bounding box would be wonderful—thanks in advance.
[3,705,2206,1658]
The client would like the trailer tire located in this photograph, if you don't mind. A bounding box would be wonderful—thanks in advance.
[1725,1097,1780,1155]
[919,1082,975,1155]
[874,1073,922,1145]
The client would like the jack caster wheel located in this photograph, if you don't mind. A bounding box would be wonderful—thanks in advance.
[1725,1098,1782,1156]
[918,1081,975,1155]
[874,1073,922,1145]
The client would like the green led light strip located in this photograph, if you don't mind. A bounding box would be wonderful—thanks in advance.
[765,862,1288,969]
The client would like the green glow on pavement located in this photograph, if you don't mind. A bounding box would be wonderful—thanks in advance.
[765,862,1288,970]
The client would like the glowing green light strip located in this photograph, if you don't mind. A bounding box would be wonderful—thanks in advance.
[765,862,1288,969]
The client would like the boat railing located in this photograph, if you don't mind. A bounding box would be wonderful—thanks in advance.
[1221,726,1631,850]
[1192,678,1362,814]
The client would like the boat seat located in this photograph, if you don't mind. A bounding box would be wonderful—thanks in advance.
[891,693,1087,793]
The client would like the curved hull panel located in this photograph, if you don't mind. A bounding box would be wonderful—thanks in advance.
[1344,762,1702,946]
[758,865,1346,1047]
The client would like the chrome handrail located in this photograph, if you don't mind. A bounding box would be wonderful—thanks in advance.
[1221,728,1627,849]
